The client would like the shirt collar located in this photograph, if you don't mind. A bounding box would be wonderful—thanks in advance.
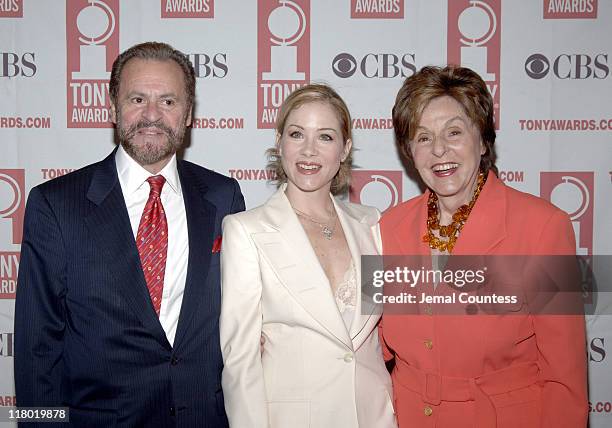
[115,145,181,196]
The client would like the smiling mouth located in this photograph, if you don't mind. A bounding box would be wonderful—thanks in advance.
[432,162,458,175]
[296,162,322,172]
[137,127,165,135]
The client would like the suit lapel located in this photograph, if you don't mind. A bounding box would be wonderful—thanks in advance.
[85,151,171,350]
[252,187,353,350]
[393,192,431,255]
[453,171,507,255]
[333,200,380,345]
[172,161,216,350]
[390,172,507,256]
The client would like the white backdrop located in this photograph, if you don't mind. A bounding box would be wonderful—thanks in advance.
[1,0,611,425]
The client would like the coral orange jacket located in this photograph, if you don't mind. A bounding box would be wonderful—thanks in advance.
[379,172,588,428]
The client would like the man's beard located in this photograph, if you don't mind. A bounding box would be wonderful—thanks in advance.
[117,112,187,166]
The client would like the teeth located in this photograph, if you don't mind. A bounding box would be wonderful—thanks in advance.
[298,163,320,170]
[432,163,458,172]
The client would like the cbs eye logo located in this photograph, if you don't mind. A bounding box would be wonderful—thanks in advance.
[332,52,416,79]
[525,52,610,79]
[332,53,357,78]
[525,54,550,79]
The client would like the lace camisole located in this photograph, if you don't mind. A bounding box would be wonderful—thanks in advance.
[334,261,357,331]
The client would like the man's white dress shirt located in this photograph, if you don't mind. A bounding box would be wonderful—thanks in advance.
[116,145,188,346]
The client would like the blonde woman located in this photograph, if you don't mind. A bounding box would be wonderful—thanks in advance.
[220,84,396,428]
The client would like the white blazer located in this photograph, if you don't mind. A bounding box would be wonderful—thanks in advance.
[220,185,396,428]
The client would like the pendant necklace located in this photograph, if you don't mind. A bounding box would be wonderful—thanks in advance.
[293,207,337,240]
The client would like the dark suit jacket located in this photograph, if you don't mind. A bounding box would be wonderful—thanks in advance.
[14,150,245,427]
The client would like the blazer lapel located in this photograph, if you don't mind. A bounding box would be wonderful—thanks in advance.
[453,171,507,255]
[251,187,353,350]
[85,151,171,350]
[172,161,216,350]
[333,200,380,345]
[393,192,431,256]
[391,172,507,256]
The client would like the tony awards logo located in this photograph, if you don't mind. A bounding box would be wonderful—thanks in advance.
[540,172,594,301]
[0,170,25,246]
[543,0,597,19]
[448,0,501,129]
[258,0,310,129]
[350,171,402,213]
[0,252,19,299]
[161,0,214,18]
[541,173,594,256]
[66,0,119,128]
[350,0,403,19]
[0,0,22,17]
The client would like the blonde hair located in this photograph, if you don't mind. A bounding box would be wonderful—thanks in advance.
[266,83,353,195]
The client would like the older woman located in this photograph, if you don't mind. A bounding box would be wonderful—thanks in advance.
[380,66,588,427]
[220,84,396,428]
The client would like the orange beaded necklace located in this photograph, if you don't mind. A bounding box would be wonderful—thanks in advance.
[422,172,486,253]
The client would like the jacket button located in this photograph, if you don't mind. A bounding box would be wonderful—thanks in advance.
[343,352,354,362]
[465,303,479,315]
[424,340,433,350]
[170,406,175,416]
[424,406,433,416]
[171,356,179,365]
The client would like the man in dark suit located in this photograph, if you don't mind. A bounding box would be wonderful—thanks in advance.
[14,42,244,427]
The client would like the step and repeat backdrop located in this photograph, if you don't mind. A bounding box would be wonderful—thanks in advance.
[1,0,611,425]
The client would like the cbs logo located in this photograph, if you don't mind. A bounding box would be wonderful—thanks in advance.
[525,53,610,79]
[590,337,605,362]
[332,53,415,79]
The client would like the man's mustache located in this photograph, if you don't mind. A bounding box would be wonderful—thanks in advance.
[122,119,177,140]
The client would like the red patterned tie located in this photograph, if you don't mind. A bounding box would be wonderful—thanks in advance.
[136,175,168,316]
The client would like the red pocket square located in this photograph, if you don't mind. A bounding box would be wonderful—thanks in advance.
[212,235,222,253]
